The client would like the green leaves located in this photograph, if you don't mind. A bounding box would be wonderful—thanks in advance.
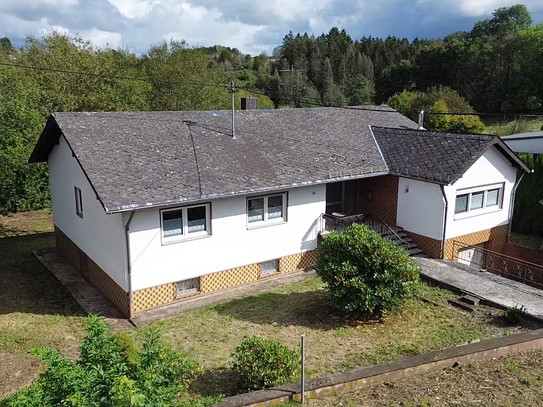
[316,224,421,317]
[232,336,300,390]
[2,315,204,407]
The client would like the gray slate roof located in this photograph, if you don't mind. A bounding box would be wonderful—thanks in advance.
[30,107,418,213]
[371,126,530,184]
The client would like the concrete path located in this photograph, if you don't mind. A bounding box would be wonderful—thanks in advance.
[34,248,133,331]
[416,257,543,320]
[34,248,317,328]
[131,269,317,326]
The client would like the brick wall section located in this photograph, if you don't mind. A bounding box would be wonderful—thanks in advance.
[355,175,398,226]
[55,226,81,272]
[132,249,318,313]
[54,225,130,317]
[503,242,543,267]
[444,224,509,260]
[404,231,443,258]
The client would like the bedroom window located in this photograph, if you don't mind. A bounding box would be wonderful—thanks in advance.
[454,185,503,217]
[75,186,83,218]
[247,193,287,227]
[161,203,210,243]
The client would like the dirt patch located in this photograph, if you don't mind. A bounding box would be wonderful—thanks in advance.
[308,349,543,407]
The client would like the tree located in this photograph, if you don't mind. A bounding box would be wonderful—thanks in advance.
[425,100,449,131]
[316,224,421,316]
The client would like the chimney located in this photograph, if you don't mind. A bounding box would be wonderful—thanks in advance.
[241,97,258,110]
[417,110,425,130]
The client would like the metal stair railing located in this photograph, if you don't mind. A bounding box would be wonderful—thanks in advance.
[320,213,412,251]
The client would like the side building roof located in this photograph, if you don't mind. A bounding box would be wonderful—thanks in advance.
[371,126,530,185]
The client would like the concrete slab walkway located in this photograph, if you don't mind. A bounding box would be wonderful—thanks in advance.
[416,257,543,320]
[34,248,133,331]
[35,248,317,328]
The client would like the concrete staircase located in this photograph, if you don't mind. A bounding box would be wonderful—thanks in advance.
[377,226,424,257]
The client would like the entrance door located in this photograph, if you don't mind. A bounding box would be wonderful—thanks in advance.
[458,243,485,269]
[325,181,357,215]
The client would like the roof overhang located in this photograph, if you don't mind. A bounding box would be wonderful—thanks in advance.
[29,115,61,163]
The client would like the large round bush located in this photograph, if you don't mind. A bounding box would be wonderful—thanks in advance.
[316,223,421,316]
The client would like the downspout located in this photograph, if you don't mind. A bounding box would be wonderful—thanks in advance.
[124,211,135,318]
[508,172,525,238]
[440,185,449,259]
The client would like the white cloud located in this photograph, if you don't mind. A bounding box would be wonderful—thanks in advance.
[107,0,153,19]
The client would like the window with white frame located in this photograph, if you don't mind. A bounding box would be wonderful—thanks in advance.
[247,193,287,226]
[176,277,200,297]
[74,186,83,218]
[161,203,210,243]
[454,184,503,216]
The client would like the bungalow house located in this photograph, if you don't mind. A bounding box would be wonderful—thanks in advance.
[29,105,530,317]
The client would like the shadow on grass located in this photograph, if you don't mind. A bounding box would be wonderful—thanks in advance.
[214,289,381,331]
[0,233,84,317]
[190,368,241,398]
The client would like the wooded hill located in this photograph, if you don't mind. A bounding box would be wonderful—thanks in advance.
[1,4,543,233]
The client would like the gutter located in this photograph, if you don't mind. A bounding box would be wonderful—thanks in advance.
[508,172,526,238]
[440,185,449,259]
[124,211,136,318]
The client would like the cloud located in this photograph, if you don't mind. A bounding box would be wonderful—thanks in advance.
[1,0,542,55]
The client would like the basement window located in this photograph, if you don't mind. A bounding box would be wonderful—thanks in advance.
[74,186,83,218]
[176,277,200,297]
[260,259,278,277]
[247,193,287,227]
[454,184,504,218]
[161,203,210,243]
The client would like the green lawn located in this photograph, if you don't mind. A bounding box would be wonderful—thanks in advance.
[0,211,87,398]
[1,211,541,400]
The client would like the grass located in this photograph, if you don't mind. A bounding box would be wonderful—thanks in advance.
[510,232,542,251]
[1,210,542,400]
[150,278,539,397]
[486,118,543,137]
[305,349,543,406]
[0,210,86,398]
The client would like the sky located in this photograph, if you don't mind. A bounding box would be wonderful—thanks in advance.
[1,1,543,55]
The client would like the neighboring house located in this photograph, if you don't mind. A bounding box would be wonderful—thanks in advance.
[29,104,530,317]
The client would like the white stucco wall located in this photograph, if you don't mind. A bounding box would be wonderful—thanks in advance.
[48,136,127,290]
[444,146,517,239]
[396,178,445,240]
[128,185,326,291]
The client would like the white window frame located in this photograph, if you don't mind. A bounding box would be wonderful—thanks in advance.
[74,186,83,218]
[454,183,504,220]
[160,203,211,244]
[247,192,287,229]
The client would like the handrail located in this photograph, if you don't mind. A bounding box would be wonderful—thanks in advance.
[320,212,411,251]
[452,240,543,289]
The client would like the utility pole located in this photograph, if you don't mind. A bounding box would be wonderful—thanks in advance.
[228,81,238,139]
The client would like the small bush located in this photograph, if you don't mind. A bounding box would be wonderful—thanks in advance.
[503,305,527,325]
[447,115,486,133]
[316,223,421,316]
[232,336,300,390]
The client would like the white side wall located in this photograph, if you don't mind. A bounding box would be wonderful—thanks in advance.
[444,146,517,239]
[128,185,326,291]
[48,136,127,290]
[396,178,445,240]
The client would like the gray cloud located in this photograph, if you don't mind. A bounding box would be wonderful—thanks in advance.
[1,0,543,55]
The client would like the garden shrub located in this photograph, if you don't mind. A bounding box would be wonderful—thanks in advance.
[1,315,207,407]
[231,336,300,390]
[316,223,421,316]
[503,305,527,325]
